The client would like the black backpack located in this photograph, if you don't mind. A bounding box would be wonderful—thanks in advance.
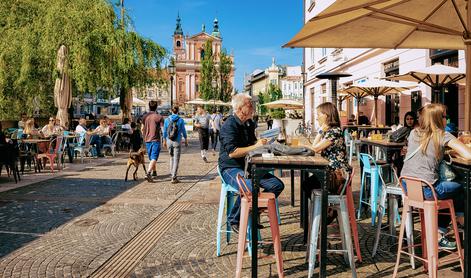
[167,117,179,141]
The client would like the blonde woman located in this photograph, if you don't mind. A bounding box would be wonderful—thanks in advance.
[402,103,471,250]
[23,118,41,138]
[301,102,351,224]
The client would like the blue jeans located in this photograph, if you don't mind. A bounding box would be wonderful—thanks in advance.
[403,179,464,230]
[90,135,112,155]
[222,168,284,226]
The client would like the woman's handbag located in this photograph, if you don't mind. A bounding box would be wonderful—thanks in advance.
[328,169,346,194]
[390,126,411,143]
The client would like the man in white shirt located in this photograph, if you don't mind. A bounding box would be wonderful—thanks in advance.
[75,117,88,134]
[210,108,222,152]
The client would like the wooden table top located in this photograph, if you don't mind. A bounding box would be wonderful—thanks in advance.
[250,155,329,166]
[357,126,392,130]
[360,138,406,147]
[19,139,50,143]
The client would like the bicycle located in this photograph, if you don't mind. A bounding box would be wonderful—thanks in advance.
[294,121,314,143]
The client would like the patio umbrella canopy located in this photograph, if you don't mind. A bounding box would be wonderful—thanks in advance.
[185,98,208,105]
[284,0,471,130]
[54,45,72,128]
[110,97,146,107]
[206,99,233,106]
[387,63,466,102]
[343,79,417,125]
[262,99,304,110]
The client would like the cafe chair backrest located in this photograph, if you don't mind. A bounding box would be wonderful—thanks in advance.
[338,168,355,196]
[236,173,252,202]
[359,153,378,171]
[398,176,438,206]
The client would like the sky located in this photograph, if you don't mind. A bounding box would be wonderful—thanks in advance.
[124,0,303,91]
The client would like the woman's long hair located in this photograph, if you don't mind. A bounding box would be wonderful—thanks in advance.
[316,102,340,128]
[416,103,446,160]
[23,118,35,135]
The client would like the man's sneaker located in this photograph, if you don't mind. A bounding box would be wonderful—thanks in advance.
[439,236,457,250]
[152,171,157,177]
[145,173,153,182]
[171,178,180,184]
[202,156,208,163]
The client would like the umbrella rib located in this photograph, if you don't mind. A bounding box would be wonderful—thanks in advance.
[287,0,408,47]
[392,0,448,48]
[365,6,462,36]
[451,0,469,34]
[410,72,434,87]
[310,0,392,21]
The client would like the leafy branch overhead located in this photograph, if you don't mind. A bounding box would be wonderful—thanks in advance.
[0,0,166,119]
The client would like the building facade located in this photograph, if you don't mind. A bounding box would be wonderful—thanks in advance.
[245,58,302,101]
[172,15,235,106]
[302,0,466,130]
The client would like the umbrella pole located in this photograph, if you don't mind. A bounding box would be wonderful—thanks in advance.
[374,96,378,127]
[466,42,471,131]
[356,98,360,125]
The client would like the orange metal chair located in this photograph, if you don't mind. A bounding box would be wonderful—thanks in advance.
[393,176,464,278]
[234,174,283,278]
[37,137,64,172]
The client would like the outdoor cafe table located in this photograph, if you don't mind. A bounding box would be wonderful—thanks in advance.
[449,156,471,277]
[357,126,391,139]
[249,155,330,278]
[360,138,406,159]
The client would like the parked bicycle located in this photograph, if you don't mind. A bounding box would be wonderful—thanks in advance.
[294,121,313,143]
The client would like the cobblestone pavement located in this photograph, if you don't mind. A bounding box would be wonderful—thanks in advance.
[0,137,464,277]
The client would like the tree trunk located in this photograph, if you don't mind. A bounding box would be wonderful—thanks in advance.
[120,87,132,121]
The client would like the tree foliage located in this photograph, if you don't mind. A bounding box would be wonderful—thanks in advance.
[267,84,285,119]
[199,40,215,101]
[217,50,233,102]
[0,0,165,120]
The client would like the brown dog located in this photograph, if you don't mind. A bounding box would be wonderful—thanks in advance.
[125,148,147,181]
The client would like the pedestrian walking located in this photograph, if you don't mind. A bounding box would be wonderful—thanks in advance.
[266,115,273,130]
[194,106,211,162]
[163,105,188,184]
[141,100,164,181]
[209,108,222,152]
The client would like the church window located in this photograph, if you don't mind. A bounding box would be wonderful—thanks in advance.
[201,49,205,59]
[176,41,181,47]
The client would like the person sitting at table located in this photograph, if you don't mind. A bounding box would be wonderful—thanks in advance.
[24,118,41,139]
[122,118,133,134]
[348,114,356,124]
[358,111,370,125]
[54,118,66,132]
[402,103,471,250]
[219,93,285,233]
[41,117,59,138]
[75,117,88,134]
[18,113,28,129]
[300,102,352,224]
[89,118,111,157]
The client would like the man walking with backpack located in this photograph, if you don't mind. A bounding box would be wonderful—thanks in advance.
[163,105,188,184]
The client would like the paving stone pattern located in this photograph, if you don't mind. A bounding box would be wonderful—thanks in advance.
[0,138,464,277]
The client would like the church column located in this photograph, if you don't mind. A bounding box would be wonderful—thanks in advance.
[186,74,190,100]
[190,74,196,99]
[185,42,189,60]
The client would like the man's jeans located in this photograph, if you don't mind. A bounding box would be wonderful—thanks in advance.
[90,135,112,155]
[222,167,284,226]
[210,129,219,150]
[403,179,464,230]
[167,140,181,179]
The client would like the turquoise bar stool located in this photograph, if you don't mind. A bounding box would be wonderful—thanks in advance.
[357,153,388,226]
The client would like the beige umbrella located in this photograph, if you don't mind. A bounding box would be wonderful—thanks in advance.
[338,88,369,125]
[387,63,466,103]
[283,0,471,130]
[262,99,304,110]
[54,45,72,128]
[344,79,417,126]
[185,98,208,105]
[206,99,233,106]
[110,97,146,107]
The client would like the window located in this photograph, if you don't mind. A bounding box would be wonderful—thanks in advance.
[284,84,286,91]
[176,41,181,47]
[288,84,291,91]
[321,48,327,57]
[270,79,277,85]
[383,58,399,77]
[200,49,205,60]
[294,83,297,90]
[310,48,315,63]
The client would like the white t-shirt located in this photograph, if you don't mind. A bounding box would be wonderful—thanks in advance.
[75,124,87,134]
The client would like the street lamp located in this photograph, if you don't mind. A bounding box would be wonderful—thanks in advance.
[211,79,217,106]
[167,59,176,108]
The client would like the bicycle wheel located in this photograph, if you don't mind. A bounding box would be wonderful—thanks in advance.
[294,127,303,136]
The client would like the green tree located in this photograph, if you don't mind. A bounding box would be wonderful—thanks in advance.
[257,91,268,115]
[199,40,216,101]
[266,84,284,119]
[217,50,233,102]
[0,0,165,120]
